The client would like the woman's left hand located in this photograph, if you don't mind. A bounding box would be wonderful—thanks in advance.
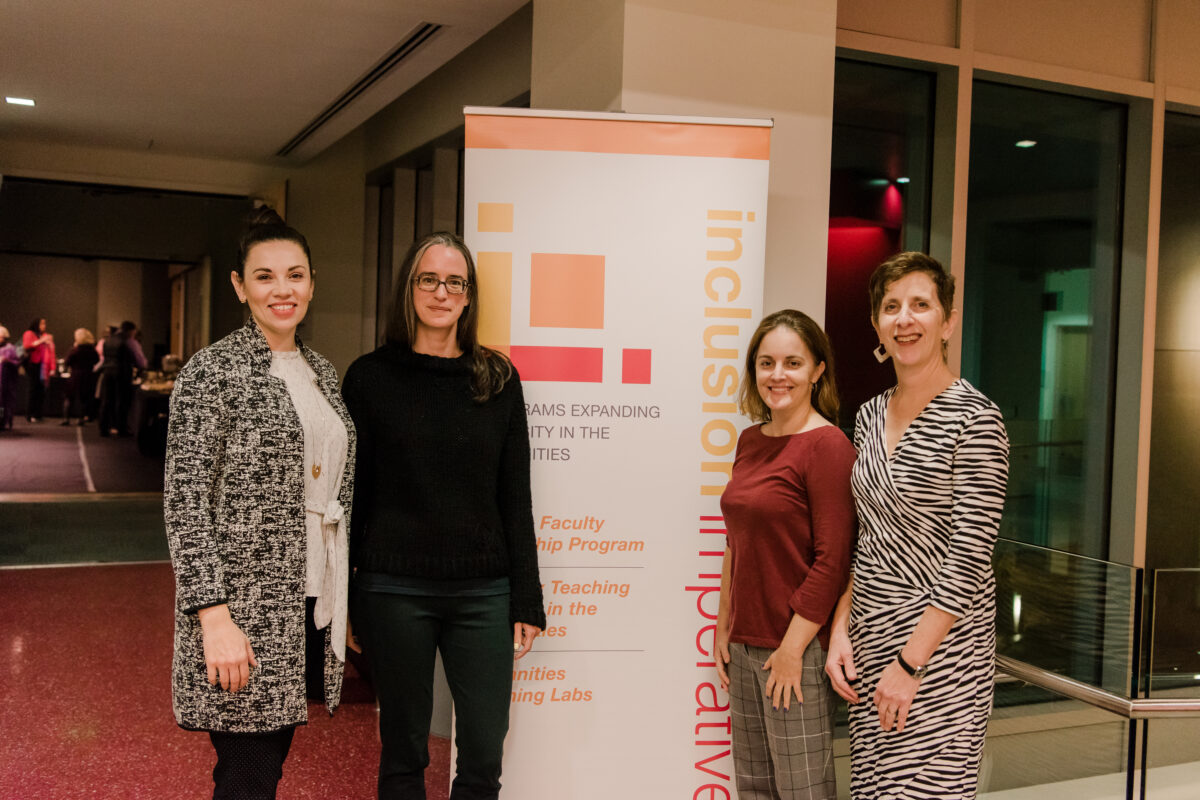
[762,645,805,711]
[873,658,919,731]
[513,622,542,660]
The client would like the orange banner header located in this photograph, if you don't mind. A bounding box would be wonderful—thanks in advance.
[466,114,770,160]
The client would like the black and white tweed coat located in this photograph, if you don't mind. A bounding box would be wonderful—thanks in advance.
[164,318,356,733]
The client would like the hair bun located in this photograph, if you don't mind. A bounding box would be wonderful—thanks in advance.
[246,205,286,229]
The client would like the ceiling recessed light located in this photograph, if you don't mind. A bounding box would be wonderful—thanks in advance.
[1015,139,1037,148]
[895,177,911,184]
[5,97,35,107]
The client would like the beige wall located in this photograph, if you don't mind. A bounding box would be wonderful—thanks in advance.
[837,0,1200,95]
[96,261,144,335]
[837,0,957,47]
[1158,0,1200,94]
[530,0,624,111]
[0,137,287,197]
[532,0,838,323]
[362,4,533,171]
[285,129,368,375]
[1146,118,1200,569]
[973,0,1151,82]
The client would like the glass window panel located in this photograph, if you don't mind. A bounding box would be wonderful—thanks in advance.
[1147,112,1200,574]
[981,690,1133,797]
[1145,567,1200,798]
[994,538,1139,697]
[826,58,935,428]
[963,81,1125,559]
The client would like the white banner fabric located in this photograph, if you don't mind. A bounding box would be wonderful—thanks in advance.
[463,107,770,799]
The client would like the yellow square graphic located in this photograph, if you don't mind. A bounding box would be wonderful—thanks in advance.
[476,251,513,353]
[530,253,605,329]
[477,203,514,233]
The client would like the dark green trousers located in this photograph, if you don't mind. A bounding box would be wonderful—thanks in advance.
[354,588,512,800]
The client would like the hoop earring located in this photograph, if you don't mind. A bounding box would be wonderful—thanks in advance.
[873,343,890,363]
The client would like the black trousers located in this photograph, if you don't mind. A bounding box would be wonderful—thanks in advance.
[353,589,513,800]
[25,374,45,420]
[206,598,325,800]
[97,371,132,434]
[209,727,296,800]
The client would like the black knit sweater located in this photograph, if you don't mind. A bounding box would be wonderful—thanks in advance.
[341,343,545,629]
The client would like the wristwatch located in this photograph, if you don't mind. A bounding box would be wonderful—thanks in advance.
[896,652,928,680]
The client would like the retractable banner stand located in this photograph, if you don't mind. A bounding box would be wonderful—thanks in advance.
[463,107,770,798]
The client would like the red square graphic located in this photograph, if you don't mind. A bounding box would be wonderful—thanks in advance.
[622,349,651,384]
[510,345,603,382]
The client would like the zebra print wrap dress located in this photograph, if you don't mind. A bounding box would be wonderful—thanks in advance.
[847,379,1008,799]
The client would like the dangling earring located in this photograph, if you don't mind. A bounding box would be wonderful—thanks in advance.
[873,343,890,363]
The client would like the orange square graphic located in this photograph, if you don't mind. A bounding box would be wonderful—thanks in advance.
[477,202,513,233]
[530,253,605,329]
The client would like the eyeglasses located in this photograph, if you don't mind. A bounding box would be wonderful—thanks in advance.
[413,272,470,295]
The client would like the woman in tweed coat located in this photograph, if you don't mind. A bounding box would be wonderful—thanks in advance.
[165,208,356,800]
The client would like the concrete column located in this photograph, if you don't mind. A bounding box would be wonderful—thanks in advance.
[531,0,838,320]
[432,147,460,234]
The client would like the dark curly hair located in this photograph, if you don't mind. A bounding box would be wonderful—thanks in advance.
[236,206,313,278]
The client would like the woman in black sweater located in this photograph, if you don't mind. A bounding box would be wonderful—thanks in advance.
[342,231,545,800]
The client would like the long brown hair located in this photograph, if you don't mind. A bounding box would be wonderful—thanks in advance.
[385,231,512,403]
[738,309,841,425]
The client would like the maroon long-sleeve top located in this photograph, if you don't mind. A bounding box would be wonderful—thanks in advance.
[720,424,857,651]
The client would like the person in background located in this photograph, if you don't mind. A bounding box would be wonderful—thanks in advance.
[164,207,357,800]
[22,318,54,422]
[714,309,856,800]
[126,321,148,371]
[97,320,146,436]
[63,328,100,426]
[0,326,20,431]
[96,324,116,362]
[343,231,544,800]
[825,252,1009,800]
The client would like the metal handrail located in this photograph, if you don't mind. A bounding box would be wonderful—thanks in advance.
[995,655,1200,719]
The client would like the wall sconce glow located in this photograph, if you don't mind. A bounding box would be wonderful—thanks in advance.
[1015,139,1037,148]
[895,177,911,184]
[5,96,36,106]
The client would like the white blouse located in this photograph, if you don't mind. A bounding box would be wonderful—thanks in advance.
[269,350,349,601]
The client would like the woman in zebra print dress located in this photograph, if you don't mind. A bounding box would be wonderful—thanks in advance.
[825,252,1008,799]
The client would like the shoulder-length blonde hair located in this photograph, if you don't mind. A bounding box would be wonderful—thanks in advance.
[738,309,841,425]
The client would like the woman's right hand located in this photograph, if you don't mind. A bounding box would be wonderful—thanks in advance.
[824,627,860,703]
[198,604,257,692]
[714,620,732,692]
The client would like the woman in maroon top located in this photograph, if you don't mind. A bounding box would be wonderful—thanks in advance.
[715,309,856,800]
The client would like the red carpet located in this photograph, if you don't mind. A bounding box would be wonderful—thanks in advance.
[0,563,450,799]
